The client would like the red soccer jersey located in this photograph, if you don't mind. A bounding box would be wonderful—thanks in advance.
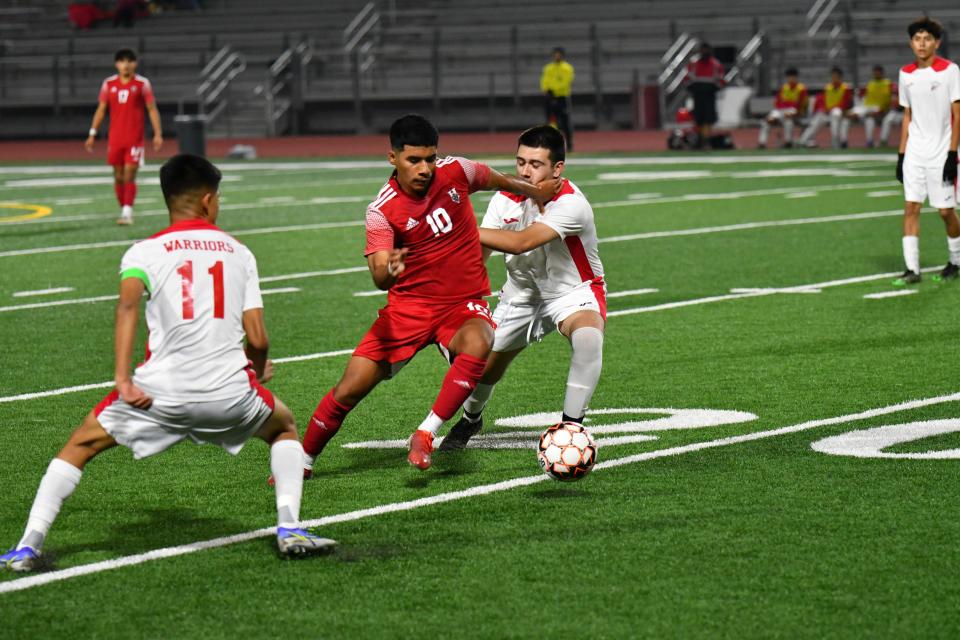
[98,74,155,146]
[364,156,492,304]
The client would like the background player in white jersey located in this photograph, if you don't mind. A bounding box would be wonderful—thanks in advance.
[440,126,605,450]
[893,17,960,285]
[1,155,333,573]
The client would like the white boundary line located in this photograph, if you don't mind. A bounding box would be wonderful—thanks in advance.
[864,290,918,299]
[0,389,955,595]
[12,287,75,298]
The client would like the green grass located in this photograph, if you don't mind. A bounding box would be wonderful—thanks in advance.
[2,150,960,638]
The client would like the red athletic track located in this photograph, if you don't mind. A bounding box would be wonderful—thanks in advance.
[0,128,895,162]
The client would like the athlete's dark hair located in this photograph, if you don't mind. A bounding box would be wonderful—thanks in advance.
[389,114,439,150]
[908,16,943,40]
[115,48,137,62]
[160,154,222,208]
[831,66,843,76]
[785,67,799,76]
[553,47,565,57]
[517,125,566,164]
[873,65,884,73]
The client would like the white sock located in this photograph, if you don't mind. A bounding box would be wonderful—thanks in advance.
[902,235,920,274]
[839,117,851,144]
[880,113,895,144]
[948,235,960,266]
[121,205,133,219]
[417,411,443,435]
[758,120,771,145]
[563,327,604,420]
[270,440,304,529]
[18,458,83,551]
[783,119,795,142]
[461,382,495,421]
[864,117,876,143]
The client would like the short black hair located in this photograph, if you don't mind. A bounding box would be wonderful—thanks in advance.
[908,16,943,39]
[785,67,799,76]
[389,114,439,151]
[115,48,137,62]
[553,47,565,56]
[873,65,884,73]
[160,154,222,208]
[517,125,566,164]
[831,66,843,76]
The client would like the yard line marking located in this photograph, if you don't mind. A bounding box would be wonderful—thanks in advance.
[0,294,118,313]
[12,287,75,298]
[261,287,301,295]
[259,266,368,283]
[864,289,918,299]
[866,190,902,198]
[785,191,818,199]
[258,196,296,204]
[51,198,93,205]
[730,287,821,294]
[0,381,115,404]
[353,290,388,297]
[606,288,659,298]
[0,220,365,258]
[273,349,355,364]
[0,388,955,596]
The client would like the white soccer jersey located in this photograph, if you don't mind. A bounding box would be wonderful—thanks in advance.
[899,57,960,167]
[119,218,264,402]
[482,179,605,304]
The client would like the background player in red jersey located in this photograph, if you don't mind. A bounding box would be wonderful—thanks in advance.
[301,114,560,473]
[85,49,163,225]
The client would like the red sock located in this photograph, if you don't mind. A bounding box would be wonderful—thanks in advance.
[114,182,124,206]
[431,353,487,421]
[303,389,353,457]
[123,182,137,207]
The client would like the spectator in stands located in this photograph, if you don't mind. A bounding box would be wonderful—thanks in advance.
[798,67,853,148]
[114,0,141,28]
[879,93,904,147]
[848,65,894,148]
[758,67,808,149]
[540,47,575,151]
[684,42,725,147]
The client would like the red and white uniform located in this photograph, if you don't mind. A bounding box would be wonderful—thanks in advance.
[94,219,273,459]
[685,56,725,87]
[357,156,495,369]
[98,73,155,166]
[482,179,606,351]
[899,57,960,207]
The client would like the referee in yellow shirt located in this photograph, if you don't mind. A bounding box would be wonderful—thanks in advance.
[541,47,575,150]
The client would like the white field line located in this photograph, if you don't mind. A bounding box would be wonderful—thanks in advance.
[353,289,388,297]
[12,287,75,298]
[606,288,658,298]
[260,287,300,295]
[259,266,368,283]
[0,265,941,404]
[0,388,954,596]
[0,294,119,313]
[864,289,918,299]
[0,220,364,259]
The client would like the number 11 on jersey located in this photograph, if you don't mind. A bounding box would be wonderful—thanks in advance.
[176,260,225,320]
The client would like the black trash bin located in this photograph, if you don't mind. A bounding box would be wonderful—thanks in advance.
[174,115,207,157]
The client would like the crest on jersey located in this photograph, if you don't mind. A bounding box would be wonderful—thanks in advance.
[405,217,420,230]
[448,188,460,204]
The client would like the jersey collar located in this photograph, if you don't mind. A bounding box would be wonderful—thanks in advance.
[149,218,220,239]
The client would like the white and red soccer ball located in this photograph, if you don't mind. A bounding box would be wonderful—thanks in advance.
[537,422,597,481]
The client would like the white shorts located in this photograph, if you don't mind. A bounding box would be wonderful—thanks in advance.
[903,160,957,209]
[94,385,275,460]
[850,105,882,118]
[767,108,798,120]
[491,283,606,352]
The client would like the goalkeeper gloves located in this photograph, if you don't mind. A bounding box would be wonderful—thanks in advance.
[896,153,905,184]
[944,150,958,185]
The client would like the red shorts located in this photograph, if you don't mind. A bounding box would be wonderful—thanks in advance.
[354,298,495,367]
[107,142,145,167]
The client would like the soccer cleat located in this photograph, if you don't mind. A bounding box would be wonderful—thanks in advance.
[933,262,959,282]
[438,416,483,451]
[276,527,337,557]
[1,546,40,573]
[892,270,922,286]
[116,217,133,226]
[407,430,434,470]
[267,466,313,486]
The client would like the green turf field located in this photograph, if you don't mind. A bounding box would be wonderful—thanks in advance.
[2,150,960,638]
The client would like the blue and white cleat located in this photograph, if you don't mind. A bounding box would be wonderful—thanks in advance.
[276,528,337,557]
[1,546,41,573]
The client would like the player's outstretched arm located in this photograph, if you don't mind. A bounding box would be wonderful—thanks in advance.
[147,102,164,151]
[242,308,271,383]
[114,277,152,409]
[479,223,560,255]
[484,169,562,202]
[367,248,408,290]
[85,102,107,153]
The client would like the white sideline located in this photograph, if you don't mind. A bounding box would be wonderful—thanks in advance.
[591,180,894,208]
[0,389,956,596]
[864,290,918,299]
[0,286,300,313]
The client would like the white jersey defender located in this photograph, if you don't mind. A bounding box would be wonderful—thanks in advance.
[482,179,605,350]
[98,218,273,459]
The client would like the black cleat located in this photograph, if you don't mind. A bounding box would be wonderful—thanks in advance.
[438,416,483,451]
[933,262,959,282]
[892,270,922,286]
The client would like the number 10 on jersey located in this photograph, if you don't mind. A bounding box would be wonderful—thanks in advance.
[176,260,225,320]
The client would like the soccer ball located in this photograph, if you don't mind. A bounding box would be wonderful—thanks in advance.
[537,422,597,481]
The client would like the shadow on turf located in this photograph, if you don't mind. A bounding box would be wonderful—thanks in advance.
[530,487,590,499]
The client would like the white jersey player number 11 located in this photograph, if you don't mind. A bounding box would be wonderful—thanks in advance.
[176,259,225,320]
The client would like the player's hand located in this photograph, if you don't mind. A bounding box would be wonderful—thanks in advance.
[153,134,164,152]
[532,178,563,202]
[259,360,274,385]
[84,136,95,153]
[944,151,958,185]
[117,379,153,410]
[896,153,905,184]
[387,248,408,278]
